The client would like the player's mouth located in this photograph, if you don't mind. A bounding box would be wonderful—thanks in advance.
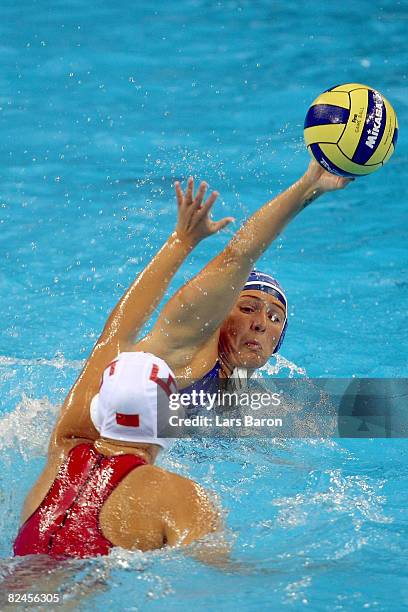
[244,340,263,351]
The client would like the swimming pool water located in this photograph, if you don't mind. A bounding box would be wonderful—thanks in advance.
[1,1,407,610]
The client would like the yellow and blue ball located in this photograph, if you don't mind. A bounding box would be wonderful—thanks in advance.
[304,83,398,177]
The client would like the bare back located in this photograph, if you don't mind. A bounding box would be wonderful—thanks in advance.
[20,439,219,553]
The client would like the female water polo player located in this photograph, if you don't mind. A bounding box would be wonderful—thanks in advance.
[14,160,352,559]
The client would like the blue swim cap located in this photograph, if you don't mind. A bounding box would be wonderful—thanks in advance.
[242,270,288,354]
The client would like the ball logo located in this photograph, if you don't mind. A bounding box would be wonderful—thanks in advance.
[365,92,383,149]
[351,107,364,133]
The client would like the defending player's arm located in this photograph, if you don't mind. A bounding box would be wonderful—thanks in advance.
[145,161,352,361]
[99,179,232,349]
[51,181,233,445]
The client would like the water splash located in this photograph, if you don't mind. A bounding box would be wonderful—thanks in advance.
[0,394,58,459]
[0,354,84,370]
[257,354,307,378]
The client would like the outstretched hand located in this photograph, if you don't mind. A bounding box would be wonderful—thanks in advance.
[174,177,234,246]
[303,159,355,193]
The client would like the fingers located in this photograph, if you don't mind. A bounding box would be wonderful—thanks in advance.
[193,181,208,208]
[210,217,235,233]
[174,181,183,208]
[175,177,204,207]
[199,190,219,217]
[339,177,355,189]
[185,176,194,204]
[174,177,221,213]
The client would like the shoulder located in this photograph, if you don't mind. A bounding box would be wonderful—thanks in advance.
[133,329,220,375]
[115,463,182,497]
[125,464,198,496]
[167,477,221,546]
[148,468,221,544]
[105,463,221,548]
[125,464,215,514]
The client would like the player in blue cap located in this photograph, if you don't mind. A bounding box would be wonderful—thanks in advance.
[241,269,288,354]
[53,159,352,444]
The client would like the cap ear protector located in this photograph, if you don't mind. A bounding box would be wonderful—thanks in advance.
[243,270,288,354]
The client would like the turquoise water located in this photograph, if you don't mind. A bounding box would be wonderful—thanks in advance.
[1,1,407,610]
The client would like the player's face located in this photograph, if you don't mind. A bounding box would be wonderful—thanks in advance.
[218,291,286,369]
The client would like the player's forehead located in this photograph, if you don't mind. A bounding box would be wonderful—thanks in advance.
[239,290,286,314]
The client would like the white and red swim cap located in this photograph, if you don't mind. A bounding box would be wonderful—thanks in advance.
[90,352,177,450]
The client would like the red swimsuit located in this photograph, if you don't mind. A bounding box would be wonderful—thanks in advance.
[13,443,146,559]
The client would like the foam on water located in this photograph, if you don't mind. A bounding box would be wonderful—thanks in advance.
[0,394,56,458]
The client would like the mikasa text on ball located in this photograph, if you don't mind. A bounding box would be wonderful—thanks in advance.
[304,83,398,177]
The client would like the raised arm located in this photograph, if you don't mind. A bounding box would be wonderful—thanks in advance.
[51,181,233,445]
[144,161,353,360]
[99,179,232,347]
